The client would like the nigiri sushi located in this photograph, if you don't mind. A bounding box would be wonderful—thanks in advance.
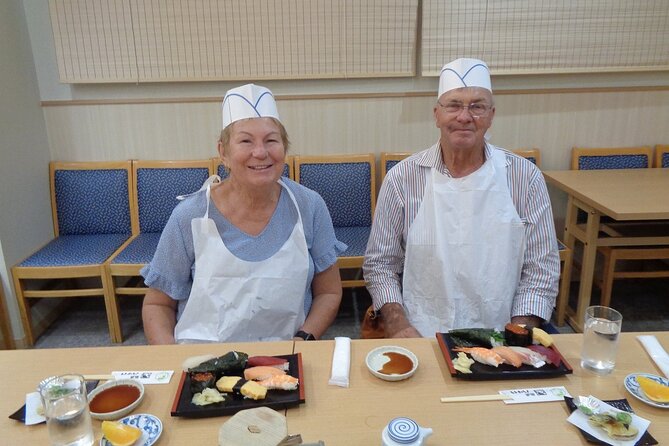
[216,376,267,400]
[452,347,504,367]
[247,356,290,371]
[491,346,523,368]
[508,346,547,368]
[258,374,299,390]
[527,345,561,367]
[244,366,286,381]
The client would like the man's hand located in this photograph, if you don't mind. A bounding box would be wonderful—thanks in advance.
[510,315,543,329]
[380,303,422,338]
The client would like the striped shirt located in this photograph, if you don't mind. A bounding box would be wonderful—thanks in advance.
[363,142,560,321]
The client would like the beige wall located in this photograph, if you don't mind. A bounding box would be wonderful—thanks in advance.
[0,0,53,342]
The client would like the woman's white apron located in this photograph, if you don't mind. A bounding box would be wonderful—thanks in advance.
[402,148,526,336]
[175,178,309,343]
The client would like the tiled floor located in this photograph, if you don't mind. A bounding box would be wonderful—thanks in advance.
[31,278,668,349]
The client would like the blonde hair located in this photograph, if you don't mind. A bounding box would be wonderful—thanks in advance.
[218,117,290,155]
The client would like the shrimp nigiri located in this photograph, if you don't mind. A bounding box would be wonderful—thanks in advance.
[258,374,299,390]
[452,347,504,367]
[491,346,523,368]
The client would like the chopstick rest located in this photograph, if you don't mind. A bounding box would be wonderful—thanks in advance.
[328,337,351,388]
[440,394,511,403]
[637,335,669,378]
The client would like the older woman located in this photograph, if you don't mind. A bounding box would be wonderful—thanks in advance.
[141,84,344,344]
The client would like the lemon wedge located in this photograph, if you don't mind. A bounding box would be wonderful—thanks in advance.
[101,420,142,446]
[637,376,669,403]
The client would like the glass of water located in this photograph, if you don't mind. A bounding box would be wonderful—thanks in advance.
[580,306,623,375]
[39,374,94,446]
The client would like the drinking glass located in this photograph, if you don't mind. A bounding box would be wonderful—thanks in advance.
[39,374,94,446]
[580,306,623,375]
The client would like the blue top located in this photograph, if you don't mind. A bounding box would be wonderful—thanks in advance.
[141,179,345,318]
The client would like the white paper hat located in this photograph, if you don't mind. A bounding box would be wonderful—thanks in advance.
[438,58,491,97]
[221,84,280,129]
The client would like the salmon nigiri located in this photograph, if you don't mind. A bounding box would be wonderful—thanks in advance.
[258,374,299,390]
[453,347,504,367]
[491,346,523,368]
[244,366,286,381]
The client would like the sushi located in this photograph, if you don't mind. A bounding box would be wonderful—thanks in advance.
[508,346,547,368]
[215,376,267,400]
[504,323,532,346]
[257,374,299,390]
[189,371,216,394]
[188,351,249,377]
[491,346,523,368]
[247,356,290,371]
[244,366,286,381]
[452,347,504,367]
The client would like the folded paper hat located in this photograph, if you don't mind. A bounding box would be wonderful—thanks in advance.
[221,84,280,129]
[438,58,491,97]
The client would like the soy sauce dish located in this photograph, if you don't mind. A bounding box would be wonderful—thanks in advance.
[88,379,144,420]
[366,346,418,381]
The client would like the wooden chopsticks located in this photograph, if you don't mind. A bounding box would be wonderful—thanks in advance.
[440,394,511,403]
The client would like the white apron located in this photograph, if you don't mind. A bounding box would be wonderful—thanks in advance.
[402,148,526,336]
[174,178,309,343]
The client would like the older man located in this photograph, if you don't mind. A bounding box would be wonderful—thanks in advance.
[363,58,560,338]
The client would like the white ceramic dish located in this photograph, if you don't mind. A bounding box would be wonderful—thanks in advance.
[88,379,145,420]
[366,346,418,381]
[99,413,162,446]
[624,373,669,409]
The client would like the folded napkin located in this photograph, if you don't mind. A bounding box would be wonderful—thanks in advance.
[328,337,351,388]
[637,335,669,378]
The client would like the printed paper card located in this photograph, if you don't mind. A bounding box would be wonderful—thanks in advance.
[500,386,571,404]
[111,370,173,384]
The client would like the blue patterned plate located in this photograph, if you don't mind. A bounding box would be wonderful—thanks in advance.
[99,413,162,446]
[624,373,669,409]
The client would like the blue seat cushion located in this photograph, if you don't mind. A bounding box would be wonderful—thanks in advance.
[111,232,162,264]
[578,154,649,170]
[557,239,568,251]
[334,226,371,257]
[19,234,130,267]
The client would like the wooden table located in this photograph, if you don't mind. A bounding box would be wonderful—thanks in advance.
[3,334,669,445]
[544,168,669,331]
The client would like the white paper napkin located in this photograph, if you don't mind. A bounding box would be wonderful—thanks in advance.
[24,392,46,425]
[328,337,351,387]
[637,335,669,378]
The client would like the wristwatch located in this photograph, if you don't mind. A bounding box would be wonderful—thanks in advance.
[294,330,316,341]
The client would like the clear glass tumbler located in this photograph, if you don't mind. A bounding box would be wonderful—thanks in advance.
[39,374,94,446]
[580,306,623,375]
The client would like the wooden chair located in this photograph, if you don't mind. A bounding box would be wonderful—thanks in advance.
[511,149,573,326]
[570,146,668,308]
[12,161,135,345]
[655,145,669,168]
[294,154,376,288]
[379,152,412,183]
[213,156,294,180]
[105,160,213,341]
[0,284,15,349]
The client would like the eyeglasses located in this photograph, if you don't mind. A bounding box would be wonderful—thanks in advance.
[437,101,491,118]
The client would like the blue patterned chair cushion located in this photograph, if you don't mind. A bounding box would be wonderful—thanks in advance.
[137,167,210,233]
[55,169,131,235]
[217,163,290,180]
[578,154,649,170]
[557,239,568,251]
[111,232,162,264]
[662,153,669,168]
[334,226,371,257]
[385,160,401,173]
[299,163,372,227]
[19,234,130,267]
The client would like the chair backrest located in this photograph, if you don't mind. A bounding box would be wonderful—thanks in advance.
[655,145,669,168]
[380,152,412,183]
[133,160,213,233]
[512,148,542,168]
[571,146,653,170]
[213,155,294,180]
[50,161,135,236]
[294,154,376,227]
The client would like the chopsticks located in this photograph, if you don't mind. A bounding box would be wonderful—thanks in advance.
[83,374,114,381]
[440,394,511,403]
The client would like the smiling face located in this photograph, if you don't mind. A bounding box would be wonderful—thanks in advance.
[433,87,495,153]
[219,117,287,189]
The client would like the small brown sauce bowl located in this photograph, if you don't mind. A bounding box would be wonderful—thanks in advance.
[88,379,144,420]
